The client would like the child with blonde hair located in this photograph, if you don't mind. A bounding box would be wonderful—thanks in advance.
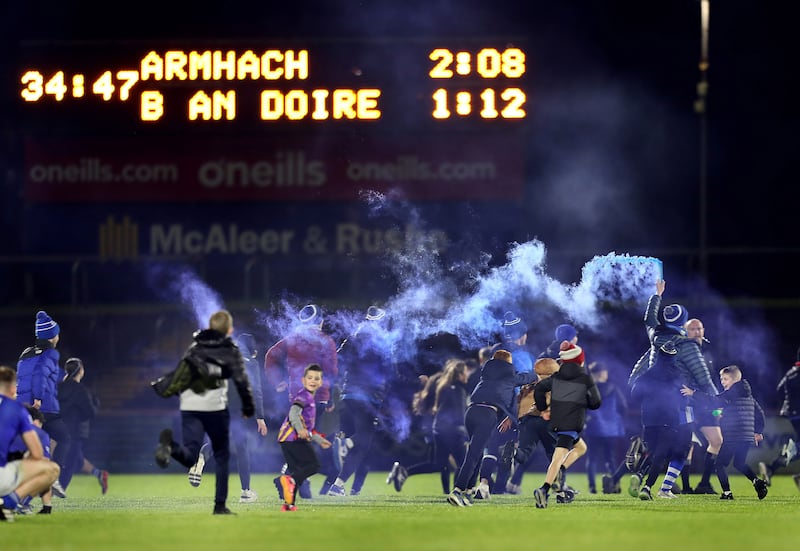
[713,365,767,500]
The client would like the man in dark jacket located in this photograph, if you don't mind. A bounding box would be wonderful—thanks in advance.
[154,310,255,515]
[533,342,601,508]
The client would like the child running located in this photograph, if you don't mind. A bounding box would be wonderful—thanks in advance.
[533,342,601,508]
[711,365,767,500]
[276,364,332,511]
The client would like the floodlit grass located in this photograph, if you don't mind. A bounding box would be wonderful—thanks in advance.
[3,472,798,550]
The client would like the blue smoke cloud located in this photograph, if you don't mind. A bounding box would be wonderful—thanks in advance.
[142,198,780,437]
[144,262,224,328]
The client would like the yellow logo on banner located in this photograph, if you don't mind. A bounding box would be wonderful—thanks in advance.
[99,215,139,261]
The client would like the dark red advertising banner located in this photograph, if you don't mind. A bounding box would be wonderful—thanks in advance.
[23,133,524,202]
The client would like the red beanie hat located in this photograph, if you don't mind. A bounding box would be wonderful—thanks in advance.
[559,341,585,365]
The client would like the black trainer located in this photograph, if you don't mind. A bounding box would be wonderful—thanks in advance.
[753,478,768,500]
[213,506,235,515]
[693,483,718,494]
[155,429,173,468]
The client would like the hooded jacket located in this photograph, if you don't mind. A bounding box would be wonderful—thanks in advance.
[534,362,601,433]
[179,329,254,416]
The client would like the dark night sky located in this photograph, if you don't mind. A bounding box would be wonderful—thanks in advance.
[3,0,794,253]
[1,0,796,301]
[0,0,797,400]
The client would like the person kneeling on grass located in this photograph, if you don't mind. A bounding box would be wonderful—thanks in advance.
[277,364,332,511]
[7,405,57,514]
[1,365,60,521]
[533,342,601,509]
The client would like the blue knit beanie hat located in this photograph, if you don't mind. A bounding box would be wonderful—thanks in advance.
[555,324,577,343]
[35,310,60,340]
[502,311,528,340]
[662,304,688,334]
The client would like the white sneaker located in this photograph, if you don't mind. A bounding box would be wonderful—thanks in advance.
[657,489,678,499]
[239,489,258,503]
[189,442,210,487]
[333,434,353,472]
[787,438,798,463]
[475,481,491,500]
[15,504,35,515]
[51,480,66,498]
[386,461,400,485]
[447,489,466,507]
[505,482,521,494]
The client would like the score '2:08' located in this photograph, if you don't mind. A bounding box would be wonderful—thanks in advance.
[428,48,525,79]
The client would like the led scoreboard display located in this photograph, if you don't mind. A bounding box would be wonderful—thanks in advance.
[17,39,528,128]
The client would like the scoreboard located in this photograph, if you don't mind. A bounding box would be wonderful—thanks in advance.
[16,38,530,130]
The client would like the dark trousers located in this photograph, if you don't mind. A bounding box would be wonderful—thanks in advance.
[59,434,87,489]
[643,424,691,489]
[454,404,498,491]
[43,413,70,468]
[434,426,467,494]
[509,416,556,486]
[716,440,756,491]
[585,435,622,490]
[280,440,320,501]
[337,399,380,482]
[172,409,231,506]
[480,424,517,491]
[230,417,257,490]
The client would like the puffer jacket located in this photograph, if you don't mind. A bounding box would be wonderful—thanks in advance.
[718,379,765,443]
[534,362,601,433]
[629,294,718,397]
[16,340,63,413]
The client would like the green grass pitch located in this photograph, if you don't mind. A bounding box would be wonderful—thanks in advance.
[2,472,798,550]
